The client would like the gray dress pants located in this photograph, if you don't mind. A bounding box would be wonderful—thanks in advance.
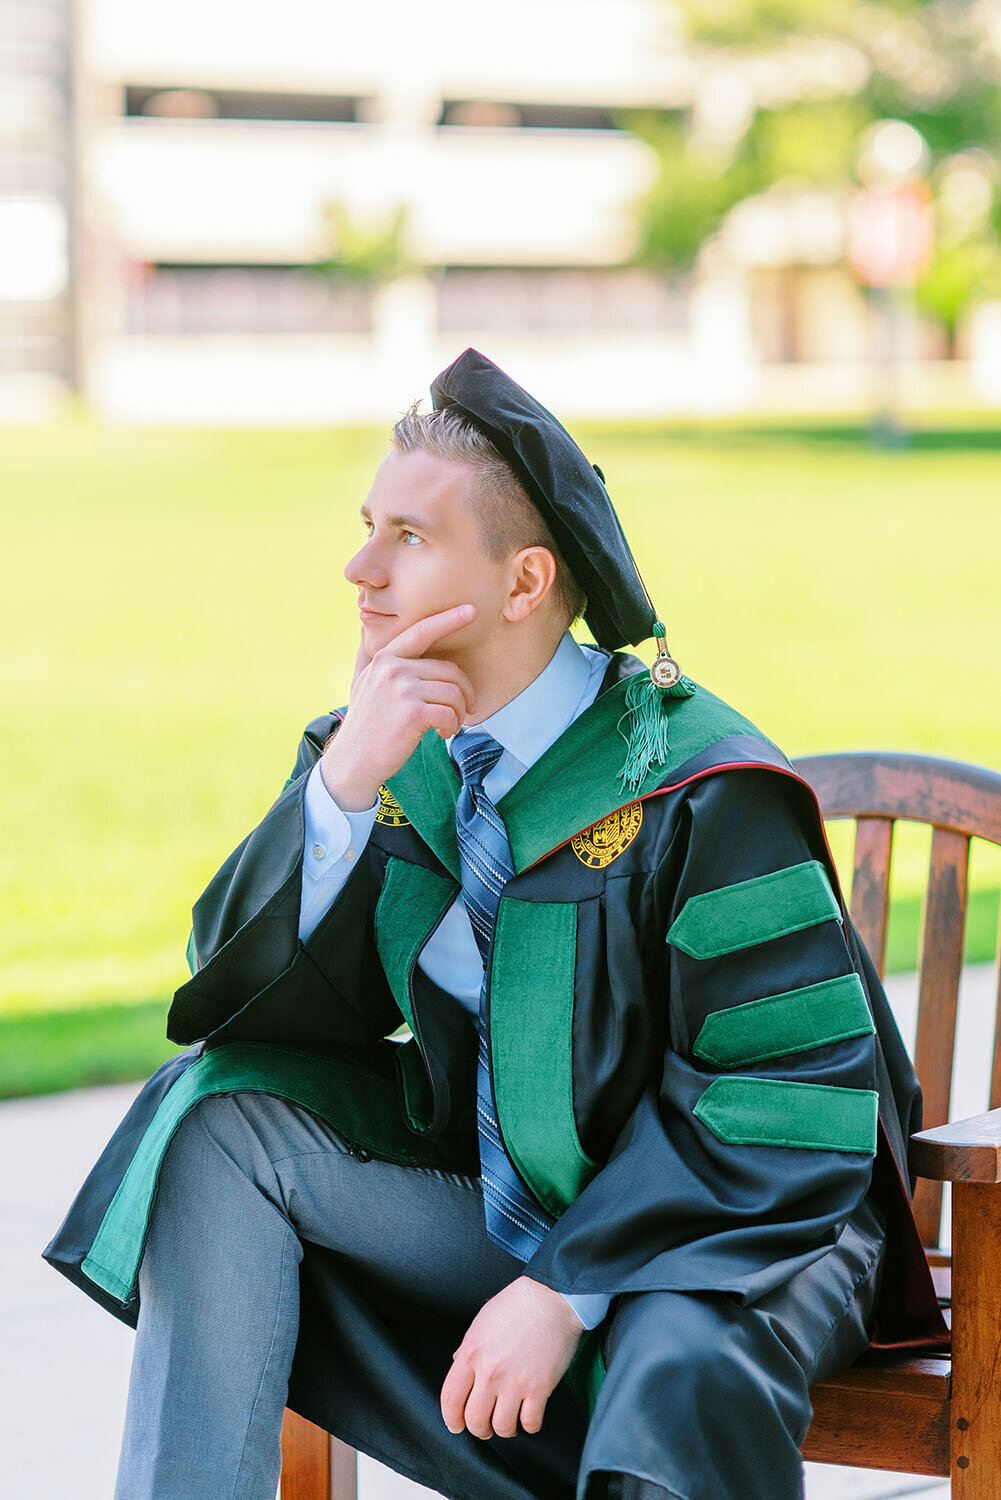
[113,1091,886,1500]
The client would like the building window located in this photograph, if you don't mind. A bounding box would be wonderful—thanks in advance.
[124,265,374,336]
[437,268,688,335]
[438,101,618,131]
[124,87,365,123]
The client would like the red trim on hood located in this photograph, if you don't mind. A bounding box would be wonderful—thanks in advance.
[521,760,819,876]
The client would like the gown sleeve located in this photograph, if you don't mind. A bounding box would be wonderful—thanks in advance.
[523,764,882,1306]
[167,712,403,1053]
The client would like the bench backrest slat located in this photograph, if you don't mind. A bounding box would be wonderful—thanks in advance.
[911,827,970,1246]
[991,911,1001,1111]
[849,816,894,977]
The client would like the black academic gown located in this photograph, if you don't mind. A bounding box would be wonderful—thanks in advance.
[44,648,947,1496]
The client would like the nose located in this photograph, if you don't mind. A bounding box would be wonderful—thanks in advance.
[343,535,387,590]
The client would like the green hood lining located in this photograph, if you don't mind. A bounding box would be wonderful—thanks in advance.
[386,673,768,879]
[80,1042,472,1305]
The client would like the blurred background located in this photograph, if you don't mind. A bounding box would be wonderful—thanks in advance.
[6,0,1001,421]
[6,0,1000,1093]
[2,4,1000,1492]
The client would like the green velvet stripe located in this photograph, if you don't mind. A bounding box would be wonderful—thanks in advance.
[489,898,596,1218]
[373,857,459,1036]
[184,927,197,977]
[666,859,841,960]
[373,857,459,1131]
[386,736,463,881]
[386,672,769,875]
[692,974,875,1067]
[693,1077,878,1155]
[81,1042,471,1304]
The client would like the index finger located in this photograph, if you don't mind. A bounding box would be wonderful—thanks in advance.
[387,604,477,659]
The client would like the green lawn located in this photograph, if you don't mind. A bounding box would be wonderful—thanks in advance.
[2,411,999,1097]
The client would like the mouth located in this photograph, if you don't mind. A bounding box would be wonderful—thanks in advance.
[359,605,393,619]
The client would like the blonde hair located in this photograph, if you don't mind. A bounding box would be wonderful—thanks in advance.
[390,401,587,632]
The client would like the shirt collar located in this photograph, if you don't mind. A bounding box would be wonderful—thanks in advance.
[446,631,598,775]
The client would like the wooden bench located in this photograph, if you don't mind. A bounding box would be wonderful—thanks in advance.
[280,749,1001,1498]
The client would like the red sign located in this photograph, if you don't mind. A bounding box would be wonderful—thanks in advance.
[847,181,935,287]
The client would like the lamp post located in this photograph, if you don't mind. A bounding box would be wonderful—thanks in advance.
[846,120,934,448]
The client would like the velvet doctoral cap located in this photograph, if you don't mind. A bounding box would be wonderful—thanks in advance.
[430,347,657,652]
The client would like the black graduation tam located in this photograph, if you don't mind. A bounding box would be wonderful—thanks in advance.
[429,346,696,793]
[430,346,653,653]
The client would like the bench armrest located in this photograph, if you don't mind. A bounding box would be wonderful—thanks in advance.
[909,1107,1001,1183]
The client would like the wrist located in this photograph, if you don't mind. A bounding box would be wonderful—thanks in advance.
[521,1276,585,1330]
[319,745,380,813]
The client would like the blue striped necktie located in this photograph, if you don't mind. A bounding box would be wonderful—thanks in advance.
[450,727,556,1259]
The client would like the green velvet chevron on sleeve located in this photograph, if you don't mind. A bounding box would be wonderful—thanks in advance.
[693,1076,878,1154]
[692,974,875,1067]
[666,859,841,959]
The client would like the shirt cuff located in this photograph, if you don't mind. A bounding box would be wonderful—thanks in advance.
[302,760,379,883]
[561,1291,612,1330]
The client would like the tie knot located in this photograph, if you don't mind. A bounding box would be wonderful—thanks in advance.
[451,728,504,791]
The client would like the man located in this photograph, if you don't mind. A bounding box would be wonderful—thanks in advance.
[45,349,946,1500]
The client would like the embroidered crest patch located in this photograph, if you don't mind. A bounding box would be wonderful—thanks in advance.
[376,786,411,827]
[571,802,643,868]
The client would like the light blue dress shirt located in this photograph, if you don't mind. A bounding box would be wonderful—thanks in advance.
[298,629,612,1328]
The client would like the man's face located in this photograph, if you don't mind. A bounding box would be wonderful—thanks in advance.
[344,448,512,655]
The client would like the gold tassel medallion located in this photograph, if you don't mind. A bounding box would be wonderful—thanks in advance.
[616,622,696,795]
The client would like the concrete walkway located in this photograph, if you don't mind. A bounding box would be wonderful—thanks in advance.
[7,964,990,1498]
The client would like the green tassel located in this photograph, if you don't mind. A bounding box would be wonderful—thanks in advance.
[616,623,697,794]
[616,674,672,795]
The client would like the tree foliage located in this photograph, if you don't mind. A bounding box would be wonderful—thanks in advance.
[313,201,414,285]
[625,0,1001,332]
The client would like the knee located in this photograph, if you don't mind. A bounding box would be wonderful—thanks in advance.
[609,1292,807,1431]
[160,1090,284,1192]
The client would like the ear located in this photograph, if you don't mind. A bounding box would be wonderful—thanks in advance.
[503,545,557,623]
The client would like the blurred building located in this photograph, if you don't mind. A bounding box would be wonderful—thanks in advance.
[0,0,77,417]
[73,0,703,422]
[3,0,997,422]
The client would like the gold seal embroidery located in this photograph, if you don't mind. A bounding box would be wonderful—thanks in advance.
[571,802,643,868]
[375,786,411,827]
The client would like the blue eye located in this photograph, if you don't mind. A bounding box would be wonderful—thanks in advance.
[361,521,423,545]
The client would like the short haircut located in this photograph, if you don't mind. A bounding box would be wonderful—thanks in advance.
[390,401,588,633]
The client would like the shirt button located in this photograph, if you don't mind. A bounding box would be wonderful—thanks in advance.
[344,848,356,862]
[312,843,326,860]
